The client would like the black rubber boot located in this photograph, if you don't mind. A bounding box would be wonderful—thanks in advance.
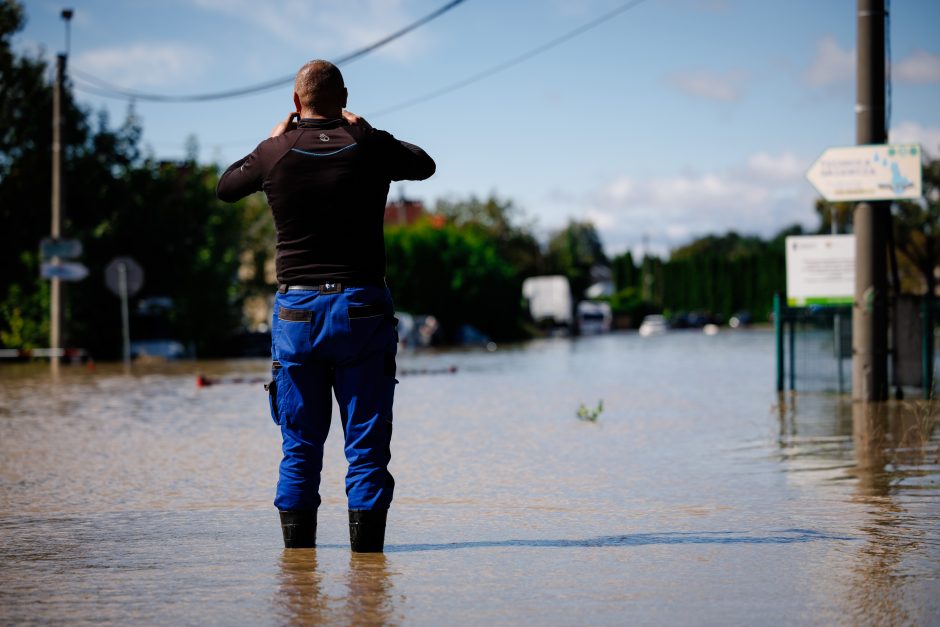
[348,509,388,553]
[279,510,317,548]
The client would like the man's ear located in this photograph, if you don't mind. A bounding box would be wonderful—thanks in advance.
[340,87,348,108]
[293,92,302,113]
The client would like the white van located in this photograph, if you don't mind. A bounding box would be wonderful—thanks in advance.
[522,275,572,327]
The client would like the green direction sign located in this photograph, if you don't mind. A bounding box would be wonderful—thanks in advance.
[806,143,923,202]
[41,261,89,282]
[40,238,83,260]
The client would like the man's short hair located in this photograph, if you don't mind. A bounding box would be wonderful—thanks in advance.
[295,60,345,112]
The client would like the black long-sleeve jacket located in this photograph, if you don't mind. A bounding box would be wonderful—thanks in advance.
[217,117,435,285]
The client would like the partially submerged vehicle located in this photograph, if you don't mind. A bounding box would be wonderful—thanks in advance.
[638,314,669,337]
[576,301,612,335]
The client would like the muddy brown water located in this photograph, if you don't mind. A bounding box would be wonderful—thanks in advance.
[1,330,938,625]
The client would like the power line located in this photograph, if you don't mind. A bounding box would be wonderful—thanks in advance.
[127,0,653,152]
[69,0,467,103]
[369,0,650,118]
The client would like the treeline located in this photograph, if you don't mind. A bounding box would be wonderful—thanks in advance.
[386,199,604,342]
[385,203,796,336]
[605,230,796,324]
[0,2,244,357]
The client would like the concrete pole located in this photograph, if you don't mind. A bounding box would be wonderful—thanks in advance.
[119,262,131,371]
[50,53,66,369]
[852,0,889,401]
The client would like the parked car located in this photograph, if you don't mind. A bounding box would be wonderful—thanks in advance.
[576,301,612,335]
[729,311,753,328]
[638,315,669,337]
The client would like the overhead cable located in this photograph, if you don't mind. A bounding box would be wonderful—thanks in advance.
[369,0,650,118]
[69,0,467,103]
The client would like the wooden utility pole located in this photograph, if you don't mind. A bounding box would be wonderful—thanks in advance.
[852,0,889,401]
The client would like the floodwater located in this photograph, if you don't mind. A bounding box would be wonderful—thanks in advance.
[1,330,938,625]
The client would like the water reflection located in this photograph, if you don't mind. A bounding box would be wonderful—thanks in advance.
[848,402,935,626]
[276,550,329,625]
[344,554,397,625]
[276,550,398,625]
[775,395,939,625]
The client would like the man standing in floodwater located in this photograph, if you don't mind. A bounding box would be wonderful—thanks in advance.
[217,60,436,552]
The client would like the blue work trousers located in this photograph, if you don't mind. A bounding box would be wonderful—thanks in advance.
[268,285,398,512]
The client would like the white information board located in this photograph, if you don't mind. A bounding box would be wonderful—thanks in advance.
[785,235,855,307]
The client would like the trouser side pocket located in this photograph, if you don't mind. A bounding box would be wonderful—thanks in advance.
[265,360,282,425]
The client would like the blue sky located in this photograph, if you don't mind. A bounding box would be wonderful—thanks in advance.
[16,0,940,256]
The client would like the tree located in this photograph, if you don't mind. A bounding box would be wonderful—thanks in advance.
[892,155,940,295]
[0,0,80,349]
[611,250,639,292]
[433,194,542,279]
[0,0,246,356]
[813,198,854,234]
[659,228,792,320]
[545,220,608,301]
[384,220,524,341]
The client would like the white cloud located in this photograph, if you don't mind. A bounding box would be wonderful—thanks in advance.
[805,35,854,87]
[190,0,425,61]
[891,121,940,154]
[746,151,808,183]
[894,49,940,85]
[74,43,209,88]
[549,151,817,255]
[804,39,940,89]
[669,69,749,101]
[585,208,617,230]
[603,177,635,203]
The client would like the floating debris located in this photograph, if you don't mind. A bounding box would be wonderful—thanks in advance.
[196,365,458,387]
[577,400,603,422]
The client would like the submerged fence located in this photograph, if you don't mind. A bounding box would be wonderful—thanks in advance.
[774,294,938,398]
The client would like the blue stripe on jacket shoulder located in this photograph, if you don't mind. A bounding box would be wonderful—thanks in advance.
[290,144,358,158]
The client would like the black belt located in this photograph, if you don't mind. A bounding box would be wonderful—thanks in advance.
[277,280,385,295]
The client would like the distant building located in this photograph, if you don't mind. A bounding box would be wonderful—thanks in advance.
[384,197,426,226]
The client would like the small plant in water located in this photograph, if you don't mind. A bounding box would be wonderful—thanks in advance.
[577,400,603,422]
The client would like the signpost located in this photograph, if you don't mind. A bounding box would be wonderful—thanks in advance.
[805,138,925,400]
[39,235,85,366]
[40,237,83,260]
[806,143,922,202]
[105,257,144,369]
[40,261,89,281]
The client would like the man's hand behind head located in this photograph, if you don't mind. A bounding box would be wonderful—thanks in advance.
[342,110,372,132]
[270,112,299,138]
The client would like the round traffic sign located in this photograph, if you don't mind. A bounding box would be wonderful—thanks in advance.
[105,256,144,297]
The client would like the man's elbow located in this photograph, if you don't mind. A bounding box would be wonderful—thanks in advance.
[417,157,436,181]
[216,177,242,203]
[216,182,233,203]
